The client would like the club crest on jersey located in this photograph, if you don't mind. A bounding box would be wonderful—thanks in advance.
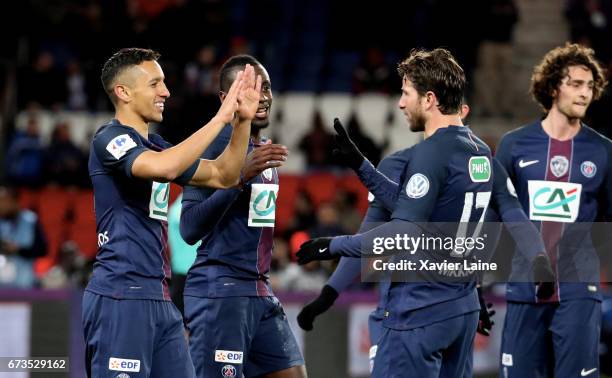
[406,173,429,198]
[262,168,273,181]
[550,155,569,178]
[106,134,137,160]
[115,374,130,378]
[580,161,597,178]
[469,156,491,182]
[221,365,237,378]
[527,180,582,222]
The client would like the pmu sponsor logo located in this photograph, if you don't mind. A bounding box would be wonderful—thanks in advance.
[108,357,141,373]
[468,156,491,182]
[215,350,244,364]
[528,180,582,223]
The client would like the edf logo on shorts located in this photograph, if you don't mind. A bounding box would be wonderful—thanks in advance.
[108,357,141,372]
[215,350,244,364]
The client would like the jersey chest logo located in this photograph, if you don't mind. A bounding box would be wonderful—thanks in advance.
[248,184,279,227]
[149,181,170,221]
[580,161,597,178]
[527,180,582,222]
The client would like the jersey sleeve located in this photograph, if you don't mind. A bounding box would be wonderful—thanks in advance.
[92,128,148,178]
[494,133,516,180]
[326,199,392,292]
[391,144,448,222]
[601,141,612,220]
[492,157,521,215]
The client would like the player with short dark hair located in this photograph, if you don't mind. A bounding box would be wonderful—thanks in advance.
[82,47,262,377]
[297,48,493,378]
[496,43,612,378]
[180,54,306,378]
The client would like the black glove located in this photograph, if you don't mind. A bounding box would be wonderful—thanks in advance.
[477,286,495,336]
[533,253,556,300]
[296,237,334,265]
[332,118,365,171]
[297,285,339,331]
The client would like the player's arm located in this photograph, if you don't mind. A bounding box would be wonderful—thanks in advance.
[298,147,445,262]
[179,142,287,244]
[130,68,250,185]
[297,201,391,330]
[491,158,555,298]
[602,141,612,221]
[333,119,401,210]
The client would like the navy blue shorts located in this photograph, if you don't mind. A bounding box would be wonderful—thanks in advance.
[184,295,304,378]
[82,291,194,378]
[372,311,478,378]
[500,299,601,378]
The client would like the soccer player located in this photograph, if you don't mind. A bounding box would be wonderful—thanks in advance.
[179,55,305,378]
[298,105,554,374]
[297,48,493,378]
[496,43,611,378]
[82,48,262,378]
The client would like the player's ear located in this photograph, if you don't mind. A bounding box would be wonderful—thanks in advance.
[424,91,437,110]
[219,91,226,103]
[114,84,131,103]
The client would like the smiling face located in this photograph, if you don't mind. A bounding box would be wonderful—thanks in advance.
[118,60,170,124]
[222,64,272,129]
[552,65,594,120]
[398,77,426,132]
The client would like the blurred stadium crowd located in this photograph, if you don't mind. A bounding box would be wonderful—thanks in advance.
[1,0,612,295]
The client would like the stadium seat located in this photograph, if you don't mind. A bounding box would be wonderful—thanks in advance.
[278,93,317,149]
[302,172,338,208]
[317,93,354,131]
[354,94,390,146]
[277,174,302,232]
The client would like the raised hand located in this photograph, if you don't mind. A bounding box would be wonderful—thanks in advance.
[332,118,365,170]
[241,140,288,183]
[214,70,243,124]
[236,64,263,122]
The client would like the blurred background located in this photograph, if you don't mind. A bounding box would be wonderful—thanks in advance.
[1,0,612,377]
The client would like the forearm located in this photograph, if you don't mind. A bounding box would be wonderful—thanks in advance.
[190,119,250,188]
[357,160,399,211]
[180,188,242,244]
[132,117,226,182]
[502,208,546,262]
[330,219,422,258]
[327,257,361,292]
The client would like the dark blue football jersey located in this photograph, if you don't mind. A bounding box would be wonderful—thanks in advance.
[181,125,278,298]
[496,121,612,302]
[330,126,494,330]
[86,119,197,300]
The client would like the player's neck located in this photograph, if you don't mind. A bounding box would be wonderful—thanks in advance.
[424,114,463,139]
[541,108,581,141]
[115,109,149,139]
[250,128,261,144]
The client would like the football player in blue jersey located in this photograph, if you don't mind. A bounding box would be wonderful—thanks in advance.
[82,48,262,378]
[297,104,554,375]
[496,43,611,378]
[297,48,495,378]
[179,55,305,378]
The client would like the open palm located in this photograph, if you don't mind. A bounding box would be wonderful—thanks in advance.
[237,64,263,122]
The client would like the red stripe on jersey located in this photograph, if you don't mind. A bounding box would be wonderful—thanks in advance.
[539,138,572,303]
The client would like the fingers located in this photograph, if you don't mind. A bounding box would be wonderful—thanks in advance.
[333,118,349,138]
[225,70,243,103]
[254,74,262,93]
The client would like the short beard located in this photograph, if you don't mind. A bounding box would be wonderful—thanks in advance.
[409,111,426,132]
